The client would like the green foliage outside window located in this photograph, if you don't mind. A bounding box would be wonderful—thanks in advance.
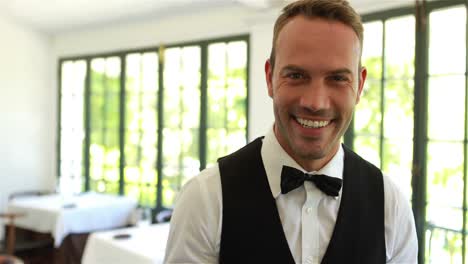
[59,37,248,211]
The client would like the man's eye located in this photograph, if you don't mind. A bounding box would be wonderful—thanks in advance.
[330,75,348,82]
[287,72,304,80]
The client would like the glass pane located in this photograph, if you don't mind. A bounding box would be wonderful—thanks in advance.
[385,16,415,79]
[163,47,201,129]
[426,228,463,264]
[88,57,122,193]
[162,180,177,209]
[427,142,464,209]
[125,184,156,208]
[383,80,414,139]
[142,53,158,91]
[60,60,86,194]
[354,79,381,136]
[382,139,413,199]
[428,76,465,141]
[227,42,247,130]
[207,128,227,167]
[104,182,119,195]
[162,46,201,207]
[429,6,466,75]
[465,213,468,264]
[162,128,200,199]
[207,41,248,165]
[124,52,159,206]
[104,167,119,182]
[353,135,380,168]
[362,21,383,81]
[208,43,228,129]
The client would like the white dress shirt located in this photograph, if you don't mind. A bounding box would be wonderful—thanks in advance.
[164,128,418,264]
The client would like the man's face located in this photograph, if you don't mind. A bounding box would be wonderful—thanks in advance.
[265,15,366,171]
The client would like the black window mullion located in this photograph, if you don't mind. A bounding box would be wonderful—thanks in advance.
[380,19,387,169]
[119,56,126,195]
[57,61,63,183]
[199,43,208,171]
[462,5,468,263]
[101,61,108,188]
[412,1,430,262]
[84,59,91,191]
[245,36,251,142]
[155,48,164,211]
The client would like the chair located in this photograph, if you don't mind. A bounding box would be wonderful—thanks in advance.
[154,209,173,223]
[0,212,25,255]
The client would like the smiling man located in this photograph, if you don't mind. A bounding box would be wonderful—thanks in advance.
[266,14,363,172]
[164,1,418,263]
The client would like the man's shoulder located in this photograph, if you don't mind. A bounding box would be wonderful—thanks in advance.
[171,164,222,221]
[183,164,221,192]
[382,174,411,205]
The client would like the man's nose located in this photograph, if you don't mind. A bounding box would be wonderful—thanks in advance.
[299,79,330,111]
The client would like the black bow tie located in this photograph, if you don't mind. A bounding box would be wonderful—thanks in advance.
[280,166,342,196]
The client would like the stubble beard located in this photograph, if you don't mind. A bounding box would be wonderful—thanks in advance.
[274,106,347,168]
[273,106,330,163]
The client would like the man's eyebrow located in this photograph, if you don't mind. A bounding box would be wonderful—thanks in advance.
[279,66,353,75]
[279,65,306,74]
[328,68,353,75]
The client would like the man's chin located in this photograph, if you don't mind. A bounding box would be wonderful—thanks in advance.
[297,151,326,161]
[293,145,327,161]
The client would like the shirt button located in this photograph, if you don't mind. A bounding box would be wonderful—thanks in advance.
[306,207,313,214]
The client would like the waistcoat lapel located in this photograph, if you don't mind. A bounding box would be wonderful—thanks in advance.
[218,137,294,264]
[321,145,386,263]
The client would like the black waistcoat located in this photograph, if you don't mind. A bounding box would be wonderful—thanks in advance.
[218,137,386,264]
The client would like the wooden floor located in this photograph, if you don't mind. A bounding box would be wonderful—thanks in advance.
[2,227,88,264]
[16,247,55,264]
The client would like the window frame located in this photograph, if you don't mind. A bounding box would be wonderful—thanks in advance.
[354,0,468,263]
[57,34,250,212]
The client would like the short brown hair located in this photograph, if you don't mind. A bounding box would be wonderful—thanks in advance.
[269,0,364,69]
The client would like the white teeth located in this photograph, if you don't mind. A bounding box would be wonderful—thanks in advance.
[296,117,330,128]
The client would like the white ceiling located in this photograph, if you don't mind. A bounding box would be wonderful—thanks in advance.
[0,0,414,34]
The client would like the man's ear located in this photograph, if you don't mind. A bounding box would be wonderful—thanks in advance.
[265,59,274,98]
[356,66,367,104]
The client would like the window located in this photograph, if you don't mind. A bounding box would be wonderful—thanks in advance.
[355,15,415,199]
[58,36,249,210]
[359,1,468,263]
[425,6,466,263]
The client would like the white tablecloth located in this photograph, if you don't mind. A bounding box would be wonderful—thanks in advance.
[82,223,170,264]
[7,192,137,247]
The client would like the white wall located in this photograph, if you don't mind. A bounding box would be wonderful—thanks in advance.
[53,5,276,141]
[0,15,54,237]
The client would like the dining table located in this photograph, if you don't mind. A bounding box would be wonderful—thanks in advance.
[7,191,138,248]
[7,191,138,263]
[82,222,170,264]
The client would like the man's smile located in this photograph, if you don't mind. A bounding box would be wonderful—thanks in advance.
[295,117,331,128]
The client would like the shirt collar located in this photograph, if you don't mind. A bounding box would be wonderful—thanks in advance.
[261,127,344,198]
